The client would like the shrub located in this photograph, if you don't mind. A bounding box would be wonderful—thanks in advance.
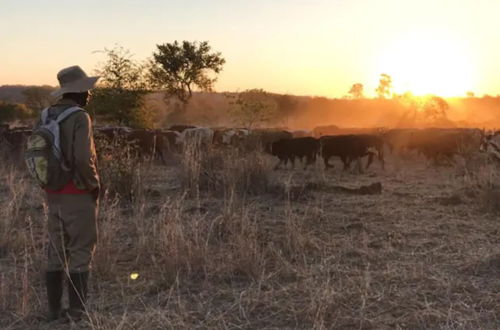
[459,155,500,213]
[87,46,153,128]
[0,101,33,123]
[179,142,273,198]
[95,133,144,202]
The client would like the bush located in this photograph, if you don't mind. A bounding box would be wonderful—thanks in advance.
[179,142,274,197]
[0,101,33,123]
[459,155,500,213]
[87,46,153,128]
[88,87,153,128]
[95,133,144,201]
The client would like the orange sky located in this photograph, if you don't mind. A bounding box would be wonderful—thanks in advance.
[1,0,500,98]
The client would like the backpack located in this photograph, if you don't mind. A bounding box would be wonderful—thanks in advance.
[25,106,83,190]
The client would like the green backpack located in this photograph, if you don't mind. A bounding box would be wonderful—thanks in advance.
[25,106,83,190]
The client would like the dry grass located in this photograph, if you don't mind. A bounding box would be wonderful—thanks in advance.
[457,152,500,213]
[95,135,145,202]
[179,142,274,198]
[1,147,500,329]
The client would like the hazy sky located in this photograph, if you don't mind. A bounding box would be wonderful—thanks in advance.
[1,0,500,97]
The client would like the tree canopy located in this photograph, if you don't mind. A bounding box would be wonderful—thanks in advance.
[87,46,152,128]
[348,83,364,99]
[228,89,278,129]
[375,73,392,99]
[22,86,55,111]
[0,101,31,123]
[149,41,225,105]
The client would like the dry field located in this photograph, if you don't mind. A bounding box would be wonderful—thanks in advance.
[1,144,500,329]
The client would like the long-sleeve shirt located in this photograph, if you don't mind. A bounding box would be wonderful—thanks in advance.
[44,98,100,194]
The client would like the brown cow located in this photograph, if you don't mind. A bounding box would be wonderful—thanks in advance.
[407,128,479,164]
[95,127,172,164]
[381,128,418,154]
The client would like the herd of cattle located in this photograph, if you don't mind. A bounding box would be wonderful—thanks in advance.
[1,123,499,172]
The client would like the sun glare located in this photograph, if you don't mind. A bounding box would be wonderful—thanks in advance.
[375,31,476,97]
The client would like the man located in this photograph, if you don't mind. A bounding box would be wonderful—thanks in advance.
[43,65,100,322]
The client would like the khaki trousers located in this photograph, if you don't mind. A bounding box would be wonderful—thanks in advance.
[46,193,98,273]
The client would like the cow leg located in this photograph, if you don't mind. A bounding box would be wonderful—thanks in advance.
[159,150,167,165]
[342,156,350,170]
[379,151,386,170]
[311,153,318,167]
[323,155,333,169]
[274,156,284,170]
[156,146,169,166]
[304,154,312,170]
[356,157,364,174]
[366,153,374,169]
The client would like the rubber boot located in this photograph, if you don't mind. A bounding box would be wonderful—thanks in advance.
[45,270,64,322]
[66,271,89,321]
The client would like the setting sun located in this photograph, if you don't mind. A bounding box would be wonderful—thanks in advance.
[375,31,477,97]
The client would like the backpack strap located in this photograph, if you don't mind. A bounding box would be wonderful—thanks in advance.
[55,106,84,123]
[52,106,84,171]
[40,106,83,125]
[40,107,50,125]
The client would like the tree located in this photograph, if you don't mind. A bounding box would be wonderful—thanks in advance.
[228,89,278,129]
[375,73,392,99]
[273,94,298,126]
[422,95,449,123]
[149,41,225,106]
[348,83,364,99]
[87,46,152,128]
[0,101,32,123]
[22,85,56,111]
[395,93,452,127]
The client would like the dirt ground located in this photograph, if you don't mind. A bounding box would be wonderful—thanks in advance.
[1,150,500,329]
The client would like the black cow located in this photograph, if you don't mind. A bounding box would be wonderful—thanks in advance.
[354,134,385,169]
[320,135,380,173]
[270,137,320,169]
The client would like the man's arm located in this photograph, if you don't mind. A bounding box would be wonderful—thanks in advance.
[73,112,100,192]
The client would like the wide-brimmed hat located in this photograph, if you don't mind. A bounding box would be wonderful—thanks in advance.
[51,65,100,97]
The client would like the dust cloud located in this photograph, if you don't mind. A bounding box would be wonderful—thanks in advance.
[145,92,500,130]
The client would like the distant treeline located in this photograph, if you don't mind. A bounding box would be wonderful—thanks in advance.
[0,85,37,103]
[0,85,56,124]
[1,85,500,129]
